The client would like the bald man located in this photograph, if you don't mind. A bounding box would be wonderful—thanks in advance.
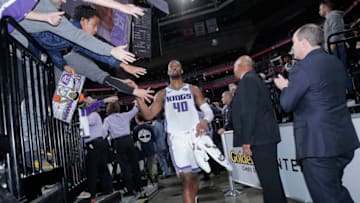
[231,55,286,203]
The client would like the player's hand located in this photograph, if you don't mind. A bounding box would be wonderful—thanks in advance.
[64,65,76,75]
[111,45,136,64]
[120,4,145,18]
[133,88,154,103]
[217,128,225,135]
[242,144,252,156]
[46,11,64,26]
[120,63,147,78]
[196,119,208,137]
[103,96,119,103]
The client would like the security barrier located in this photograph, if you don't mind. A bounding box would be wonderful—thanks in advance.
[0,17,86,201]
[221,115,360,202]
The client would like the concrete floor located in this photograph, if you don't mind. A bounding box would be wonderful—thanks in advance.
[149,172,302,203]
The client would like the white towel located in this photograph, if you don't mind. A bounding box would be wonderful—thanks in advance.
[192,135,233,172]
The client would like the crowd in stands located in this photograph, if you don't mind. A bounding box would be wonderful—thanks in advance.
[1,0,360,202]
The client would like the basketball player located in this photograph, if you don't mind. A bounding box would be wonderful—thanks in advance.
[136,60,214,203]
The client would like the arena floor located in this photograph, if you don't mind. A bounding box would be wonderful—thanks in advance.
[149,172,301,203]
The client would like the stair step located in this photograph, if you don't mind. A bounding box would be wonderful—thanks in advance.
[75,183,159,203]
[96,191,122,203]
[75,191,122,203]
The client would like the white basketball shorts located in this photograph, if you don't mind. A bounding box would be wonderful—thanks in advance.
[168,130,201,174]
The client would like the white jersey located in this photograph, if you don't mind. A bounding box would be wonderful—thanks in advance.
[164,84,199,134]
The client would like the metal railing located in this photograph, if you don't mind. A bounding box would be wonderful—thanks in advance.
[328,26,360,104]
[0,17,86,201]
[327,26,360,55]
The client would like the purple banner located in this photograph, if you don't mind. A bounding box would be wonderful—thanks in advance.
[111,7,132,46]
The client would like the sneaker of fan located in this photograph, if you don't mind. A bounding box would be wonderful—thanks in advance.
[41,184,58,195]
[78,191,91,199]
[191,137,211,173]
[199,135,233,172]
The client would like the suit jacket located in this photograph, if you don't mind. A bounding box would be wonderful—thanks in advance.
[223,104,233,131]
[231,71,281,147]
[280,48,360,159]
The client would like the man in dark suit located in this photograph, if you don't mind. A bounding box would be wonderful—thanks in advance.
[274,24,360,203]
[231,55,287,203]
[217,91,233,135]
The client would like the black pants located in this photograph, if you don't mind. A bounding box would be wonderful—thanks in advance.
[301,151,355,203]
[85,138,113,197]
[113,136,142,193]
[251,144,287,203]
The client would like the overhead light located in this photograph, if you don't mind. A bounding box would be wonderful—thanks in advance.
[211,39,218,46]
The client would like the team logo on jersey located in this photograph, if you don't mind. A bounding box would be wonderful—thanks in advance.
[166,93,192,102]
[182,87,189,91]
[138,129,152,143]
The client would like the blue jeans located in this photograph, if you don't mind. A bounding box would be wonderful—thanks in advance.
[157,150,170,176]
[332,43,353,92]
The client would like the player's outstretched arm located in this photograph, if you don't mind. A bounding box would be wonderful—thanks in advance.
[136,89,165,121]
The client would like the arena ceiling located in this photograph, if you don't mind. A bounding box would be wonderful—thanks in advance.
[87,0,359,91]
[135,0,357,70]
